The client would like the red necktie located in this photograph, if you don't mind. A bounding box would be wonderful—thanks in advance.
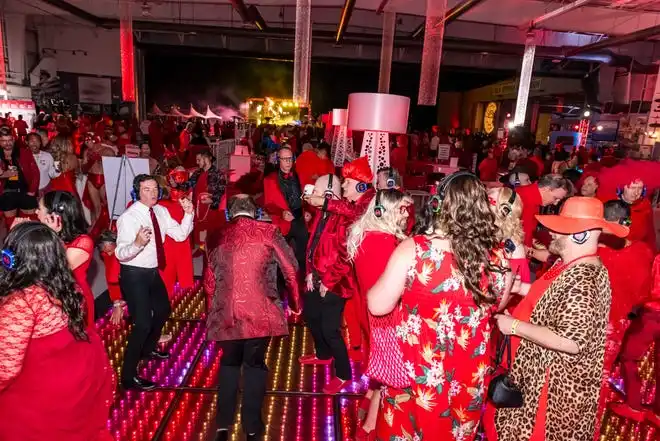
[149,207,166,270]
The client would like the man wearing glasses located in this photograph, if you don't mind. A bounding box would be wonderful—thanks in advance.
[263,146,309,272]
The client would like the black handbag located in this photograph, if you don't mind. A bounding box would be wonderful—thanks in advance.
[487,335,523,408]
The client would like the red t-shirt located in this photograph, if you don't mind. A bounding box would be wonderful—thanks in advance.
[478,157,498,182]
[516,183,543,247]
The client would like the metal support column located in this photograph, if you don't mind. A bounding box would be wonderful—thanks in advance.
[513,33,536,127]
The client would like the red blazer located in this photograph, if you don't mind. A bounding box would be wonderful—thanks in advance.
[204,217,300,341]
[0,148,39,195]
[309,189,375,298]
[263,172,296,236]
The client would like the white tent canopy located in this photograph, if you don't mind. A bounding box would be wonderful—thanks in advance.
[204,106,222,120]
[149,104,166,116]
[189,104,206,118]
[170,107,190,119]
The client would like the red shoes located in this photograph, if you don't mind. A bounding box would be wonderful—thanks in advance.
[610,402,646,422]
[322,377,348,395]
[298,354,333,365]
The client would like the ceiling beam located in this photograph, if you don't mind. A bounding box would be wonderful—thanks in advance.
[411,0,488,38]
[565,23,660,56]
[36,0,109,28]
[335,0,356,44]
[527,0,591,29]
[376,0,391,14]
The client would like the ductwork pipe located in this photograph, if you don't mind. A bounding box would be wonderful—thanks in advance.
[565,23,660,56]
[335,0,357,44]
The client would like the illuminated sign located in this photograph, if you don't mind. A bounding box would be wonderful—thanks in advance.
[484,102,497,134]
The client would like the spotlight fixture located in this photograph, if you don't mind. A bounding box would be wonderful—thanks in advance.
[583,110,591,117]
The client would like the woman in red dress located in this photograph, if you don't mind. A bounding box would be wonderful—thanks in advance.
[0,222,113,440]
[37,191,95,328]
[47,135,79,198]
[367,172,509,441]
[347,189,414,440]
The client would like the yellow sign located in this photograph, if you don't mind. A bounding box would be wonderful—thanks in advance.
[484,102,497,134]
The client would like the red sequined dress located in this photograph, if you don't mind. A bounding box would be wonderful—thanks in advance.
[0,286,113,441]
[66,234,96,328]
[376,236,505,441]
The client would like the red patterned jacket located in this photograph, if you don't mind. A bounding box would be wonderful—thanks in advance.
[204,217,300,341]
[307,189,375,298]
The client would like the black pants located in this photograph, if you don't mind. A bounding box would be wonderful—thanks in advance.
[303,289,351,380]
[120,265,171,382]
[216,337,270,435]
[287,218,309,273]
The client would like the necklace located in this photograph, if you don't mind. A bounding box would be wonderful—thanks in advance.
[543,253,599,280]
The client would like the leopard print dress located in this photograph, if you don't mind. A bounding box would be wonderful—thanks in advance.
[495,263,611,441]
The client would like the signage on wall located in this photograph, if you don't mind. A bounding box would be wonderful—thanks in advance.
[484,102,497,134]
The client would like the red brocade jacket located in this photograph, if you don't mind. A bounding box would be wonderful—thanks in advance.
[204,217,300,341]
[307,189,375,298]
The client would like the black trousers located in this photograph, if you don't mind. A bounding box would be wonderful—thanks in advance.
[303,289,351,380]
[287,218,309,273]
[216,337,270,435]
[120,265,171,382]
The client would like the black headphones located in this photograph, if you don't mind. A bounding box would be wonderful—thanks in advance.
[131,175,163,202]
[324,174,335,200]
[225,207,263,222]
[385,167,396,189]
[1,222,44,271]
[429,171,476,213]
[374,190,386,218]
[500,190,517,217]
[356,181,371,193]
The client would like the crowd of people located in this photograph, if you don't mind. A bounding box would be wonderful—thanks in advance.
[0,111,660,441]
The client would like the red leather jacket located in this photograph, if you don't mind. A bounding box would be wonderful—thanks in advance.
[307,188,376,298]
[204,217,300,341]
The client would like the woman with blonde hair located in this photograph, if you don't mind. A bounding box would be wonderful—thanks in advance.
[347,189,413,441]
[47,135,79,197]
[367,171,510,441]
[488,186,530,309]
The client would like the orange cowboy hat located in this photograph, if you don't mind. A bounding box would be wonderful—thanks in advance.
[535,196,629,238]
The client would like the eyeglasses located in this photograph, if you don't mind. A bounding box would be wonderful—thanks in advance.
[280,157,293,163]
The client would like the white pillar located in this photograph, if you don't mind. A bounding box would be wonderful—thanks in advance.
[4,14,26,85]
[378,11,396,94]
[418,0,448,106]
[513,33,536,127]
[293,0,312,104]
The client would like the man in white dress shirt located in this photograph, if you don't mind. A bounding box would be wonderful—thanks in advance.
[115,174,194,391]
[27,132,59,195]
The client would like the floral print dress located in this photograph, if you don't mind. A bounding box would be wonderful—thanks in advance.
[376,235,505,441]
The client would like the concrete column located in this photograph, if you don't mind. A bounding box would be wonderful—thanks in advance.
[418,0,448,106]
[293,0,312,104]
[513,33,536,127]
[378,11,396,94]
[4,14,26,85]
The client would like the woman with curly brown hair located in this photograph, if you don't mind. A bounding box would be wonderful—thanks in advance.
[367,171,510,441]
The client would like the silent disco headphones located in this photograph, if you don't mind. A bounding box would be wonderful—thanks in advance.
[1,222,44,271]
[384,167,396,189]
[324,174,335,200]
[429,171,476,213]
[225,206,263,222]
[356,181,372,193]
[374,190,386,218]
[131,174,163,202]
[617,185,647,199]
[500,190,517,217]
[512,171,521,187]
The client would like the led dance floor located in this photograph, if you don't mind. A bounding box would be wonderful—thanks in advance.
[99,283,365,441]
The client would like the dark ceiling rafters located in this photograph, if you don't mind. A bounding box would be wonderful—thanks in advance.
[564,23,660,56]
[411,0,488,39]
[37,0,110,28]
[335,0,357,44]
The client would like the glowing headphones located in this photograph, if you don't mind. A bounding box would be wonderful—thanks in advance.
[130,175,163,202]
[324,174,335,200]
[620,217,632,227]
[617,185,647,199]
[385,167,396,189]
[500,190,517,217]
[512,172,521,187]
[1,222,44,271]
[225,204,263,222]
[356,181,371,193]
[374,190,386,218]
[570,231,591,245]
[429,171,476,213]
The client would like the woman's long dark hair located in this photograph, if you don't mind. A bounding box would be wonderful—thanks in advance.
[42,191,89,243]
[0,222,88,341]
[416,173,503,305]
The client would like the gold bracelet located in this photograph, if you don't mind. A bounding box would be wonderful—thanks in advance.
[511,319,520,336]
